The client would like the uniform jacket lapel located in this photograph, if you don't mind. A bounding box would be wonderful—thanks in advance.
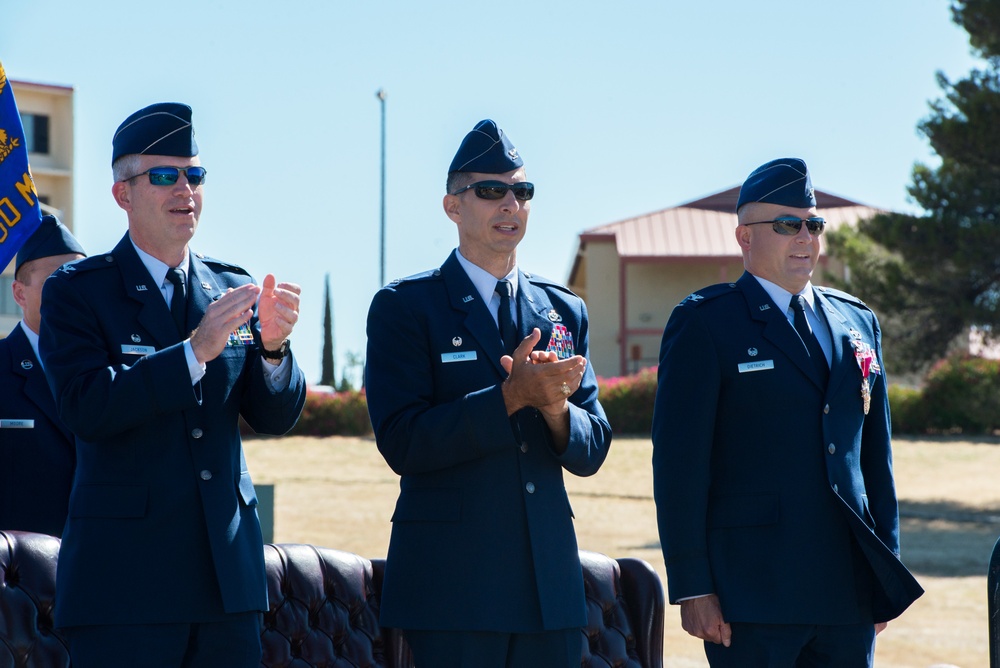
[112,235,182,349]
[815,289,854,397]
[440,253,507,376]
[187,254,222,331]
[517,272,557,348]
[738,272,827,390]
[8,325,72,442]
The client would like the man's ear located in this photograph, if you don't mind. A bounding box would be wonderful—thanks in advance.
[443,194,461,224]
[112,180,132,211]
[735,223,752,251]
[11,278,27,309]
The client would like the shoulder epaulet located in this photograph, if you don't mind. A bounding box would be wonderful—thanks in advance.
[677,282,738,307]
[521,271,577,297]
[193,252,250,276]
[386,268,442,288]
[52,254,115,278]
[815,285,871,310]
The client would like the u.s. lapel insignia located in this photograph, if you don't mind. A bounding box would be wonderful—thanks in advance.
[462,295,475,303]
[452,336,462,347]
[136,284,148,291]
[547,309,562,323]
[759,304,770,311]
[20,359,33,370]
[131,334,142,343]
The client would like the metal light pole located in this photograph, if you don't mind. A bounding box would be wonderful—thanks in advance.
[376,88,387,287]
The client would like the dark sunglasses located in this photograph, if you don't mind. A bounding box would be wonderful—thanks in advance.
[123,166,208,187]
[451,180,534,201]
[744,216,825,236]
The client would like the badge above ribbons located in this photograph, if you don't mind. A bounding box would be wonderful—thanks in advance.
[0,60,43,270]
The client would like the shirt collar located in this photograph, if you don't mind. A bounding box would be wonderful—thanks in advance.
[18,321,41,363]
[130,236,190,288]
[454,248,518,305]
[751,274,815,315]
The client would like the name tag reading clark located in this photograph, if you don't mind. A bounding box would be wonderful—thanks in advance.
[441,351,477,364]
[1,419,34,428]
[121,344,156,356]
[738,360,775,373]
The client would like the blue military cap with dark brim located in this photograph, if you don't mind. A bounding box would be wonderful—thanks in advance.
[112,102,198,165]
[736,158,816,212]
[449,119,523,174]
[15,215,86,274]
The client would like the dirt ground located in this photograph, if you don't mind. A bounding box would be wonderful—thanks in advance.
[244,435,1000,668]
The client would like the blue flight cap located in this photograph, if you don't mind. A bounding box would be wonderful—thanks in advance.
[448,119,523,174]
[736,158,816,212]
[112,102,198,165]
[15,215,86,275]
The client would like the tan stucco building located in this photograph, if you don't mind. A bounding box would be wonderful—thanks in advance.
[567,187,880,377]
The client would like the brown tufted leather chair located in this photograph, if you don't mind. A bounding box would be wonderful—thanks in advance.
[0,531,69,668]
[0,531,664,667]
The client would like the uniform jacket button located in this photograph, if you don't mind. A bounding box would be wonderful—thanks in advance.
[191,428,204,439]
[833,483,839,493]
[525,482,535,494]
[828,443,836,454]
[824,404,830,414]
[520,442,528,453]
[200,470,213,481]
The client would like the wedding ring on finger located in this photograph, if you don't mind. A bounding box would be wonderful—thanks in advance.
[560,382,572,396]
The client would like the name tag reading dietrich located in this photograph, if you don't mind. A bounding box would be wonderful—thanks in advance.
[121,344,156,356]
[738,360,775,373]
[1,419,34,428]
[441,351,477,364]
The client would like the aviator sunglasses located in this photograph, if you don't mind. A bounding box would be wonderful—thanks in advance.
[451,180,535,201]
[743,215,826,236]
[122,166,208,187]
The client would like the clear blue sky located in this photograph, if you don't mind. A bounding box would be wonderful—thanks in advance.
[4,0,981,384]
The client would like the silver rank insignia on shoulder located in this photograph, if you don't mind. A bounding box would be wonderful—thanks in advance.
[20,359,33,370]
[462,295,474,303]
[452,336,462,347]
[131,334,142,343]
[684,293,704,303]
[547,309,562,322]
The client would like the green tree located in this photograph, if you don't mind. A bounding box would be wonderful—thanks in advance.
[320,273,335,386]
[827,0,1000,371]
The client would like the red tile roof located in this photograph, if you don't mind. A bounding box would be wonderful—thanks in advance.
[579,187,881,259]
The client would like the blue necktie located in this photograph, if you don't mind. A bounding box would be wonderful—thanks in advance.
[791,294,828,383]
[166,268,187,336]
[494,280,516,356]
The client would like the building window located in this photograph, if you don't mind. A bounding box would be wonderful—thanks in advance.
[0,275,19,316]
[20,113,50,154]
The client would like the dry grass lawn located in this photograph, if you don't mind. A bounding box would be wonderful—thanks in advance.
[244,435,1000,668]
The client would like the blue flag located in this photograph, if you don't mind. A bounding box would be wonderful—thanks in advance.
[0,60,42,271]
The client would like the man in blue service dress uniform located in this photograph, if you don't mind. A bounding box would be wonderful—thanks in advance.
[0,215,85,536]
[365,120,612,668]
[652,158,923,667]
[38,103,307,668]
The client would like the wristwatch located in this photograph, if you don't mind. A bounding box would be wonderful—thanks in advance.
[261,339,290,361]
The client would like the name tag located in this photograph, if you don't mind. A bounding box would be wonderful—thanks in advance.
[121,344,156,356]
[441,351,477,363]
[1,419,34,428]
[738,360,774,373]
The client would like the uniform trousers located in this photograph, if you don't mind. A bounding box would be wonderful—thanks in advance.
[64,612,261,668]
[704,621,876,668]
[403,628,581,668]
